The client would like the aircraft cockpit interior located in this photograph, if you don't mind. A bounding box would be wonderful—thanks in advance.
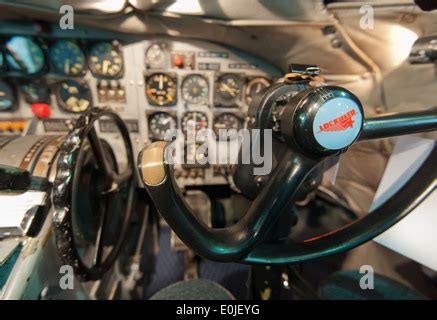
[0,0,436,305]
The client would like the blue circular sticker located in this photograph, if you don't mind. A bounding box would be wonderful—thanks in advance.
[312,97,363,150]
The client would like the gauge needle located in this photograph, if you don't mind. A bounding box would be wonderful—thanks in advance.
[220,84,237,97]
[65,59,70,74]
[159,75,164,90]
[191,114,197,134]
[102,60,110,74]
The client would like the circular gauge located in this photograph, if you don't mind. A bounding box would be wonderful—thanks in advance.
[0,81,16,111]
[215,74,243,107]
[5,36,46,75]
[181,74,209,104]
[145,73,177,106]
[20,81,50,104]
[50,40,86,76]
[213,113,242,140]
[56,80,92,113]
[181,111,208,136]
[148,112,177,140]
[245,77,270,105]
[89,42,123,78]
[145,43,167,69]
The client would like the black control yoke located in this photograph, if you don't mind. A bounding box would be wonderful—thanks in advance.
[138,84,437,264]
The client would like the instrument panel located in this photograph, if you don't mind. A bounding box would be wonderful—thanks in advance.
[140,39,279,185]
[0,23,281,186]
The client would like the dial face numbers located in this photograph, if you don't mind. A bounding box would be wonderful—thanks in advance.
[0,81,16,111]
[56,80,92,113]
[245,77,270,105]
[213,113,242,140]
[181,74,209,104]
[148,112,177,140]
[20,81,50,104]
[145,73,177,106]
[215,73,242,107]
[50,40,86,76]
[5,36,45,75]
[89,42,123,78]
[181,111,208,136]
[145,43,167,69]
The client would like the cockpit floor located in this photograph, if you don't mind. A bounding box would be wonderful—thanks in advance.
[143,227,249,299]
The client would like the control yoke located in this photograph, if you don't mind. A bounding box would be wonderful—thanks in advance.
[139,84,437,264]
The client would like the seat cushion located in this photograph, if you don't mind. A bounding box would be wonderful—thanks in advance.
[150,279,235,300]
[319,270,427,300]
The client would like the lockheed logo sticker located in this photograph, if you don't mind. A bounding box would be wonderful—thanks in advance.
[313,97,363,150]
[317,109,357,133]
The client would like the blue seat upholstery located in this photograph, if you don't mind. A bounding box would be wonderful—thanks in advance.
[319,271,427,300]
[150,279,235,300]
[151,270,427,300]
